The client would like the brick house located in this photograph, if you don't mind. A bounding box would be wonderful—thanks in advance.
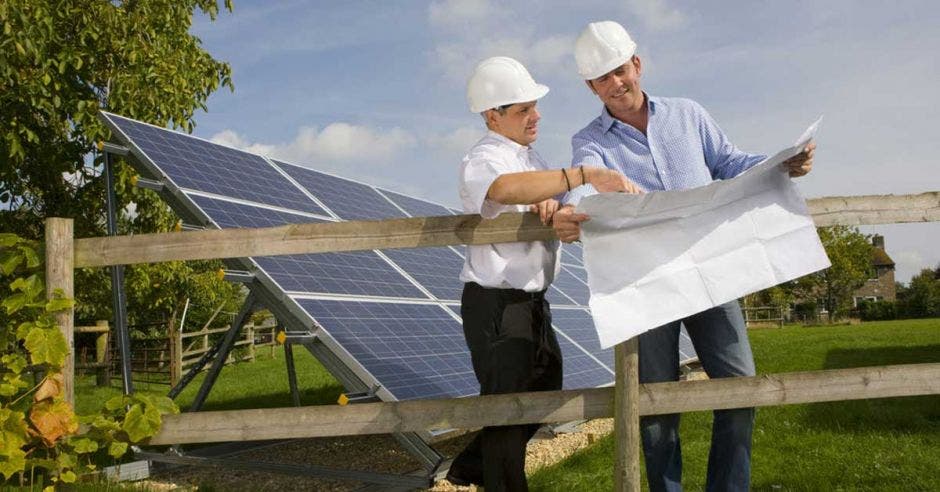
[852,234,896,307]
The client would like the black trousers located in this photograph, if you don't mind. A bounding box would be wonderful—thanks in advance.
[451,282,564,492]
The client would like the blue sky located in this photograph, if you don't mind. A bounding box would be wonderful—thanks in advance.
[187,0,940,283]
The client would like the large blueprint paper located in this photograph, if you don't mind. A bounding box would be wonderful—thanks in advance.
[578,118,830,349]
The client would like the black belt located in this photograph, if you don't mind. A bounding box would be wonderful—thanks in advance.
[466,282,546,301]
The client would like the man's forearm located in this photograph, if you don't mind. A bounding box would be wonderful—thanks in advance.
[487,169,581,205]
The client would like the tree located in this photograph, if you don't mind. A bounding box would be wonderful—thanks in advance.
[898,268,940,318]
[792,226,872,319]
[1,0,242,326]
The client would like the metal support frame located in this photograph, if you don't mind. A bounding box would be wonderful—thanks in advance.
[283,340,301,407]
[104,150,134,395]
[188,291,258,411]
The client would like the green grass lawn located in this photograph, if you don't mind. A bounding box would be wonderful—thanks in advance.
[75,346,343,416]
[529,318,940,491]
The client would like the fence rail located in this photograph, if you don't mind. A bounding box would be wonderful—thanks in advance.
[71,192,940,269]
[42,190,940,491]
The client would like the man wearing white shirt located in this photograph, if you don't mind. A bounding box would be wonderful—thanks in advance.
[447,56,638,491]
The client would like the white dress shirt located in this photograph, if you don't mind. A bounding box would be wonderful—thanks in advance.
[458,130,560,292]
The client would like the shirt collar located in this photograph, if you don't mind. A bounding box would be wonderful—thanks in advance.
[486,130,531,155]
[599,92,656,133]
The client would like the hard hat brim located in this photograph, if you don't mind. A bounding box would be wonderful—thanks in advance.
[579,46,636,81]
[469,84,549,113]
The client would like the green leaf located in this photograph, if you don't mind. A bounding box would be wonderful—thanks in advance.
[150,396,180,415]
[0,408,29,449]
[90,415,121,433]
[2,293,28,314]
[68,437,98,454]
[0,250,22,275]
[24,327,69,366]
[1,354,28,373]
[18,244,39,268]
[0,447,26,480]
[0,233,21,248]
[108,441,128,458]
[45,297,74,313]
[104,396,126,412]
[121,403,161,443]
[60,469,77,483]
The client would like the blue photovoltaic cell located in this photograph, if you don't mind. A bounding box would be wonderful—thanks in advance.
[555,332,614,389]
[679,327,696,363]
[551,267,590,306]
[560,243,583,266]
[381,248,464,301]
[564,265,589,284]
[189,194,427,299]
[295,299,478,400]
[552,308,613,369]
[188,193,320,229]
[546,286,578,307]
[379,189,454,218]
[274,160,406,221]
[104,113,326,215]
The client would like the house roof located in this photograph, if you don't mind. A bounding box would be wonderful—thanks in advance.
[872,248,895,267]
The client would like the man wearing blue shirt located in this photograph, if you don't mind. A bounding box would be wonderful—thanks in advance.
[553,21,816,491]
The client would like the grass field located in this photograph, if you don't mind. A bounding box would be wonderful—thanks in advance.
[528,318,940,491]
[74,347,343,416]
[66,319,939,491]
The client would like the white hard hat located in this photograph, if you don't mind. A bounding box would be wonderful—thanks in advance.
[466,56,549,113]
[574,21,637,80]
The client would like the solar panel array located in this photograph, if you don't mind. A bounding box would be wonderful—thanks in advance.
[102,112,697,402]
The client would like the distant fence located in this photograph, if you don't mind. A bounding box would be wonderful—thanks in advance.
[42,190,940,491]
[83,320,277,386]
[743,306,784,328]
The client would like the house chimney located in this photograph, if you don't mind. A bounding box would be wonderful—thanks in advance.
[872,234,885,249]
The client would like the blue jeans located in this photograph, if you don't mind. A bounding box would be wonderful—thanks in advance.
[639,300,755,492]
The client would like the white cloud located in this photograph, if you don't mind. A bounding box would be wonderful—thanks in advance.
[434,33,575,83]
[428,0,493,29]
[428,126,485,156]
[209,124,417,166]
[209,129,275,156]
[624,0,687,31]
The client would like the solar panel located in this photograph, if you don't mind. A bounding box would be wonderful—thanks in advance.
[100,111,699,408]
[380,248,465,302]
[274,160,406,221]
[188,194,427,299]
[295,299,478,400]
[379,189,454,217]
[106,114,328,215]
[551,267,591,305]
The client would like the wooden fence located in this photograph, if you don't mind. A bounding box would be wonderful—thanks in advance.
[96,320,277,385]
[43,190,940,491]
[170,322,277,384]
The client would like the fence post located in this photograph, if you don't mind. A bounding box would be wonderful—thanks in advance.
[45,218,75,404]
[614,336,640,491]
[247,323,255,362]
[95,320,110,387]
[169,320,182,385]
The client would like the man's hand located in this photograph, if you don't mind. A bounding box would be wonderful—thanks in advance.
[552,204,589,243]
[582,166,643,194]
[783,140,815,177]
[529,198,560,225]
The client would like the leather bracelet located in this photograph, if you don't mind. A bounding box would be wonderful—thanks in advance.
[579,166,586,187]
[562,168,572,191]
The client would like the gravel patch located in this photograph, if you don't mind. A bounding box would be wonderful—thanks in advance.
[147,419,614,491]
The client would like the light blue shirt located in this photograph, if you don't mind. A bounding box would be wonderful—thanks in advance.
[566,95,766,204]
